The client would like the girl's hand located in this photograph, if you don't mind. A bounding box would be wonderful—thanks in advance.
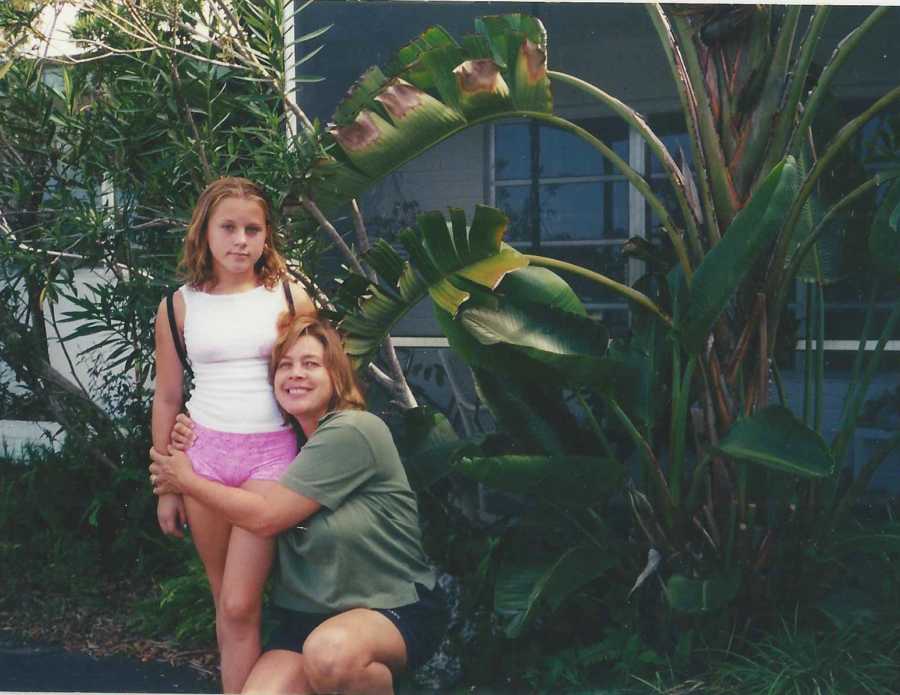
[170,413,197,451]
[156,494,187,538]
[149,446,193,495]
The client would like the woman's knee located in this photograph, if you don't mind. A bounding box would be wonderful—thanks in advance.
[302,627,362,692]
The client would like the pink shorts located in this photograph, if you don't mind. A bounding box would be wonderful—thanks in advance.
[186,422,298,487]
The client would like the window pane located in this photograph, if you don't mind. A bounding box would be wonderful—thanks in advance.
[494,184,532,242]
[648,113,692,176]
[646,175,687,238]
[540,119,626,178]
[495,122,531,181]
[496,182,628,242]
[495,117,629,181]
[580,117,629,175]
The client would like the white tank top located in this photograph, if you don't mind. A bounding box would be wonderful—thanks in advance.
[180,283,289,433]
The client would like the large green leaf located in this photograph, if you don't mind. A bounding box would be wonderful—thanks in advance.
[433,264,589,373]
[495,545,617,638]
[713,405,835,478]
[300,14,552,223]
[456,453,622,506]
[427,264,602,455]
[869,178,900,280]
[396,406,483,491]
[434,266,642,421]
[468,366,572,455]
[458,300,612,386]
[676,157,800,353]
[665,571,741,614]
[338,205,528,365]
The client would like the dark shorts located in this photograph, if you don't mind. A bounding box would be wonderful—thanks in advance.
[265,582,449,671]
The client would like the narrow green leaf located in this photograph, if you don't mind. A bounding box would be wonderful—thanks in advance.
[363,239,405,286]
[677,157,800,353]
[419,210,462,274]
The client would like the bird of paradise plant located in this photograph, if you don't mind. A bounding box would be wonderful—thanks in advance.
[295,6,900,639]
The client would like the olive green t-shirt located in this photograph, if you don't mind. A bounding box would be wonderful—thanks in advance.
[272,409,436,613]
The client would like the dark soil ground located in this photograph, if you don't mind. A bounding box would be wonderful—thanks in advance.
[0,579,218,693]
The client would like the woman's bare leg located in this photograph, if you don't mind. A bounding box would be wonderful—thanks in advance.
[217,480,279,693]
[243,650,311,695]
[302,608,408,695]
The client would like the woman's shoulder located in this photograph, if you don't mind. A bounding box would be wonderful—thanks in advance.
[319,410,391,442]
[321,408,383,428]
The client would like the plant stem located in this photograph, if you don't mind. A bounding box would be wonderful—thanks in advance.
[770,362,787,408]
[524,254,672,327]
[830,431,900,532]
[646,5,721,245]
[669,11,737,231]
[831,298,900,464]
[764,6,831,172]
[547,69,704,262]
[843,278,879,419]
[803,283,813,426]
[576,390,616,460]
[813,254,825,434]
[787,6,890,155]
[606,396,673,517]
[769,85,900,339]
[520,112,693,280]
[670,355,696,506]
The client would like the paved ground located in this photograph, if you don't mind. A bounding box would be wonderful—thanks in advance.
[0,634,216,694]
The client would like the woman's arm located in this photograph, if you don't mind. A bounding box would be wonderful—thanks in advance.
[152,295,188,537]
[150,446,321,538]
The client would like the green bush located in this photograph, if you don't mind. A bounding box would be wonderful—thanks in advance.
[0,438,166,595]
[132,550,216,646]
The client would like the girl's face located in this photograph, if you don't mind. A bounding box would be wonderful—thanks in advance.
[205,196,267,280]
[274,335,335,425]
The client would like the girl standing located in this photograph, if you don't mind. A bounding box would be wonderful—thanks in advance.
[152,177,314,692]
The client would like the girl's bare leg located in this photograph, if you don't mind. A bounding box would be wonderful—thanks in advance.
[183,495,232,690]
[217,480,279,693]
[183,495,231,604]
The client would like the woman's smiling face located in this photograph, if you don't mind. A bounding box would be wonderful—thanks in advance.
[274,334,335,424]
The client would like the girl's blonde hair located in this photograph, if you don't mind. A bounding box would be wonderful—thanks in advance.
[269,313,366,417]
[179,177,287,289]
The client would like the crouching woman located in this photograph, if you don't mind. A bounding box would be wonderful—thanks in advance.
[150,314,447,695]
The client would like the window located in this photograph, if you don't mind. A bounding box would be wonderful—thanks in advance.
[491,108,899,369]
[492,117,633,334]
[796,103,900,372]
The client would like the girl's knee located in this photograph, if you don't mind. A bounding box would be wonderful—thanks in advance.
[218,587,262,627]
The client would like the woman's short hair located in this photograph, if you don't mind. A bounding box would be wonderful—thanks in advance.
[179,176,287,290]
[269,313,366,416]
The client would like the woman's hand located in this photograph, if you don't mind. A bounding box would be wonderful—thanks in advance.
[150,446,194,496]
[170,412,197,451]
